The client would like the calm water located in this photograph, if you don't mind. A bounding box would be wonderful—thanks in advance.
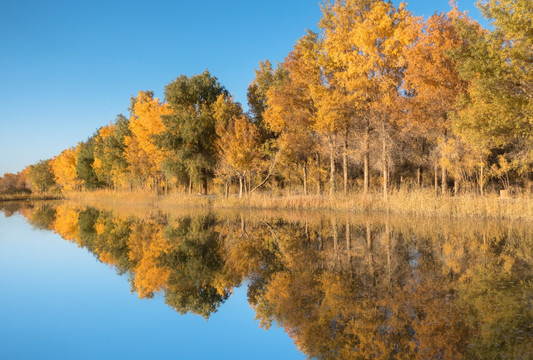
[0,202,531,359]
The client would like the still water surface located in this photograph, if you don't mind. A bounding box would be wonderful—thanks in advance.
[0,202,531,359]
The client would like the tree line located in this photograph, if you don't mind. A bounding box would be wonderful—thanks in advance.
[2,0,532,198]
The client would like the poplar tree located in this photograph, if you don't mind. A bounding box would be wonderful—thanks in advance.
[403,4,471,194]
[265,32,321,195]
[158,70,227,194]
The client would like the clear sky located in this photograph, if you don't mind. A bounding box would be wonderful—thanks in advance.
[0,0,487,175]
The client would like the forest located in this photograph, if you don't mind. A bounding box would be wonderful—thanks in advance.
[1,0,532,200]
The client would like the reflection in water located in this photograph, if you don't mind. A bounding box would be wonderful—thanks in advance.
[2,202,532,359]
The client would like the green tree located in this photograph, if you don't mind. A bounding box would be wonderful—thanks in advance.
[76,136,103,190]
[27,159,56,193]
[247,60,288,141]
[157,70,227,194]
[453,0,533,187]
[93,114,131,189]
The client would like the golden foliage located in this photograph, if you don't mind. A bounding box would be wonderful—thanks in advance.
[124,91,172,186]
[51,147,80,191]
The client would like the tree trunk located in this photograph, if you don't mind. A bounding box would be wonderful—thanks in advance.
[225,181,229,199]
[454,177,459,195]
[417,166,421,188]
[441,166,447,195]
[382,131,388,200]
[434,162,438,195]
[188,177,192,195]
[317,153,322,195]
[239,175,243,198]
[479,161,485,196]
[363,125,370,195]
[333,219,338,253]
[329,139,336,196]
[302,162,307,196]
[343,134,348,196]
[203,176,208,195]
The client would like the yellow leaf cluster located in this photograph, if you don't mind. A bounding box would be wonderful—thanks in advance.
[51,147,80,191]
[124,91,172,184]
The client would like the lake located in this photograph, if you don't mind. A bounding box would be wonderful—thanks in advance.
[0,201,531,359]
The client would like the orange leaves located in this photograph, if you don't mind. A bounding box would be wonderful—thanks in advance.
[403,6,470,134]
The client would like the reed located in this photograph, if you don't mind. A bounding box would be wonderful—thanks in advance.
[0,192,63,202]
[55,188,533,221]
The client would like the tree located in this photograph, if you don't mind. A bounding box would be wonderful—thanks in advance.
[403,4,472,194]
[320,0,417,198]
[0,171,29,194]
[265,32,321,195]
[93,114,131,189]
[27,159,56,193]
[123,92,172,189]
[453,0,533,191]
[52,147,81,191]
[157,70,227,194]
[247,60,288,141]
[213,95,261,197]
[76,136,102,190]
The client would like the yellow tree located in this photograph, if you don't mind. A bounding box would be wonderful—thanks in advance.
[124,91,172,189]
[214,95,261,197]
[403,3,472,194]
[321,0,416,198]
[319,0,375,195]
[213,94,243,197]
[265,32,321,195]
[51,147,81,192]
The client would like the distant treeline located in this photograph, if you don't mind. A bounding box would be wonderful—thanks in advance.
[3,0,532,198]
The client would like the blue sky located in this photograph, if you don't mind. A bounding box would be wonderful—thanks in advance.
[0,0,487,175]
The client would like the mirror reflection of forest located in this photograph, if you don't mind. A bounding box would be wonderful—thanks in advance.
[2,202,531,360]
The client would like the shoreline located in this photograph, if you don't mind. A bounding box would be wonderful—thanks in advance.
[0,193,64,202]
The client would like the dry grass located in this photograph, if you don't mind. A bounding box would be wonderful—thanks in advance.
[0,192,64,202]
[60,188,533,221]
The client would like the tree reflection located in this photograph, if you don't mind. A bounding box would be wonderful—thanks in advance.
[1,202,531,359]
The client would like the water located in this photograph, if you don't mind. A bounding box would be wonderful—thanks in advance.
[0,202,531,359]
